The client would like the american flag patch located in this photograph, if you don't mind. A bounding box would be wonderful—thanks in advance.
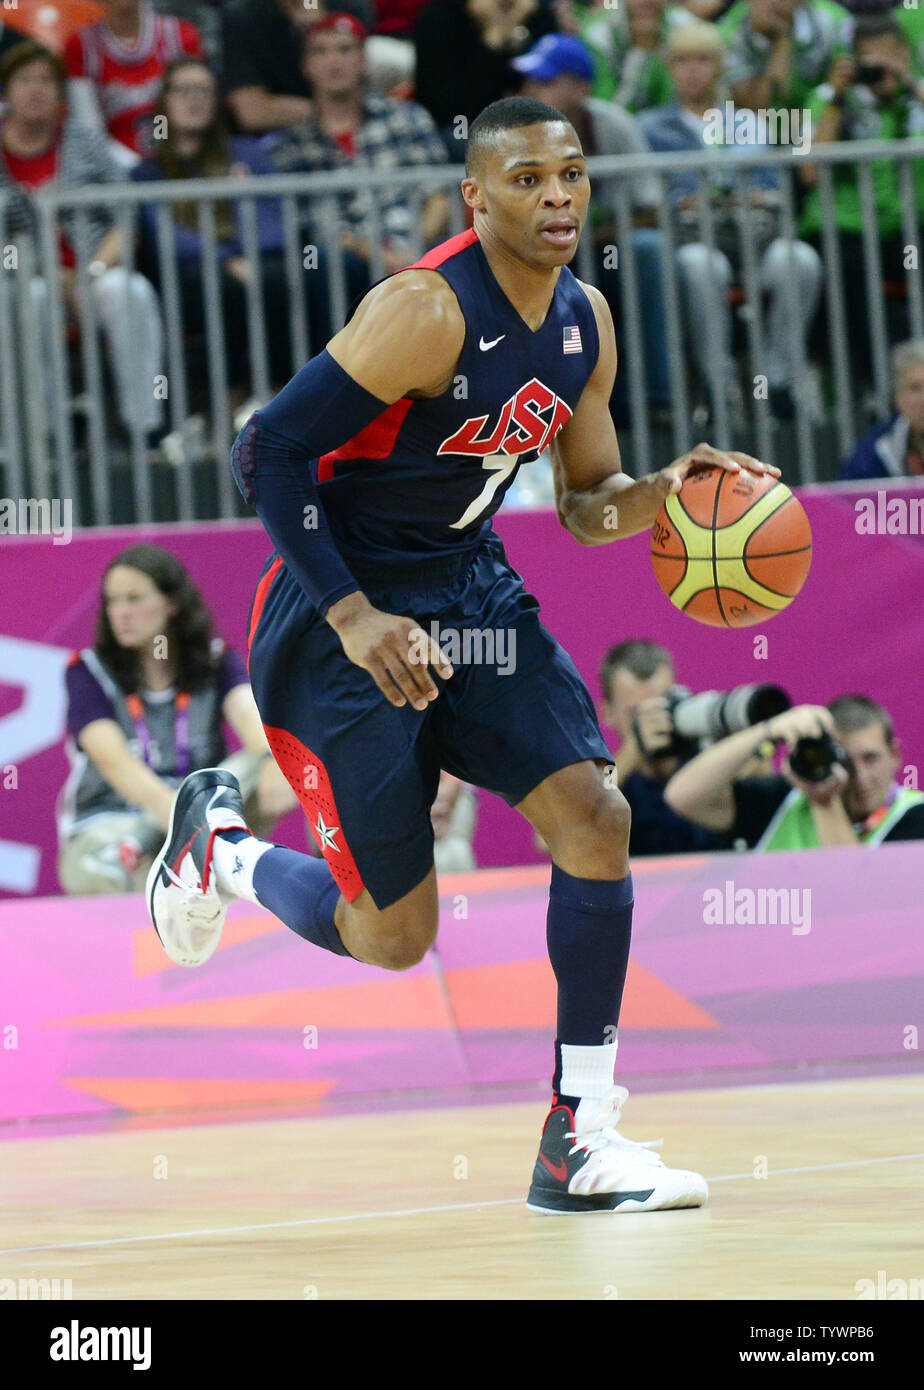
[563,326,582,354]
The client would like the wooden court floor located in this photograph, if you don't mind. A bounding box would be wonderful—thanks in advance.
[1,1075,922,1300]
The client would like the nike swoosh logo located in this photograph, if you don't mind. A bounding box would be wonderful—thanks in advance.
[539,1153,569,1181]
[479,334,505,351]
[206,787,231,816]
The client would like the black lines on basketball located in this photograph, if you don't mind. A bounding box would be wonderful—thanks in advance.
[650,463,813,626]
[711,470,730,627]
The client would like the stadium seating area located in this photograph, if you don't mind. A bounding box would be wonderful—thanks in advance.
[3,0,924,515]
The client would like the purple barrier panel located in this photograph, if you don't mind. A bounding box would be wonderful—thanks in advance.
[2,483,924,896]
[433,845,924,1086]
[0,523,296,900]
[483,484,924,867]
[0,891,468,1125]
[1,846,921,1128]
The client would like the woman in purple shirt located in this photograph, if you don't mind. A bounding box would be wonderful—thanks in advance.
[58,543,298,894]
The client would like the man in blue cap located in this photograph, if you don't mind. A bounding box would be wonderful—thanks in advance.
[513,33,673,426]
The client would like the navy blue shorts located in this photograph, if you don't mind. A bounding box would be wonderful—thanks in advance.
[246,531,611,909]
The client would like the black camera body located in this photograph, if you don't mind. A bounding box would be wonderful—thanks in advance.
[856,62,889,87]
[634,683,792,765]
[788,732,850,784]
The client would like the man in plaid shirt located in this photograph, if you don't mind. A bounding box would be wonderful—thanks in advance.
[267,11,450,275]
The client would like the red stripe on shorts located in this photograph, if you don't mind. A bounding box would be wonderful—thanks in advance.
[261,723,366,903]
[247,555,284,676]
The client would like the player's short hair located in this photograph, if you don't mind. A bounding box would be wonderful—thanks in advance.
[828,695,894,745]
[599,640,675,700]
[465,96,577,176]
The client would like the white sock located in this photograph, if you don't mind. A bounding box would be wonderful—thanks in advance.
[560,1041,619,1126]
[210,832,273,904]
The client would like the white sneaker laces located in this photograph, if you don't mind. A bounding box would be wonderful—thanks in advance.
[161,859,223,923]
[565,1085,665,1166]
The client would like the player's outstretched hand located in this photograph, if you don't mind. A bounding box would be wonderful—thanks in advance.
[327,595,453,711]
[657,443,782,498]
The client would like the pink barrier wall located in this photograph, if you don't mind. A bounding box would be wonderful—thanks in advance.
[2,845,922,1128]
[1,484,923,897]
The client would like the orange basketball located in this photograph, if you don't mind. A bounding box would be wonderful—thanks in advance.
[650,465,812,628]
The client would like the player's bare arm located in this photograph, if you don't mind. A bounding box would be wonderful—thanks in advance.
[322,272,467,711]
[326,269,465,404]
[551,283,781,545]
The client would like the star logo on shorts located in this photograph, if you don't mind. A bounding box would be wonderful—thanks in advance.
[315,813,341,853]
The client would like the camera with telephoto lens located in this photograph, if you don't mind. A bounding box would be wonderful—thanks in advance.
[788,731,850,784]
[633,683,792,764]
[856,62,889,87]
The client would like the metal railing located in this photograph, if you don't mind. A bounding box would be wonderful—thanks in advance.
[1,139,920,526]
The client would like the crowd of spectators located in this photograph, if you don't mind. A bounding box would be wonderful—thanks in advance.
[3,0,924,474]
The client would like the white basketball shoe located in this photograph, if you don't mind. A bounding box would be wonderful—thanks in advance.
[146,768,252,968]
[526,1085,709,1214]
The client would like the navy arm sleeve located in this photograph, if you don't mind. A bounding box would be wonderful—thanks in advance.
[231,348,392,617]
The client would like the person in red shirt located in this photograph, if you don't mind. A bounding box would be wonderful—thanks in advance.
[268,14,449,275]
[0,41,166,442]
[372,0,434,38]
[64,0,203,164]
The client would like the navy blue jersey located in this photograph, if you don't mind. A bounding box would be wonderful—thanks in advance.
[315,228,600,568]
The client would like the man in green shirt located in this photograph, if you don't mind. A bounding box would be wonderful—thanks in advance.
[719,0,853,115]
[663,694,924,851]
[800,13,924,383]
[576,0,695,112]
[895,2,924,80]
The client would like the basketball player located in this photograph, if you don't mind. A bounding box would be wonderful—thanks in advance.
[148,96,779,1213]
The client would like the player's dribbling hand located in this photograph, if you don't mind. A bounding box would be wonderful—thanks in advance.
[657,443,781,498]
[327,595,453,711]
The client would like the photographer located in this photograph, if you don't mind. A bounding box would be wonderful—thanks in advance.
[600,640,736,856]
[719,0,853,116]
[663,695,924,850]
